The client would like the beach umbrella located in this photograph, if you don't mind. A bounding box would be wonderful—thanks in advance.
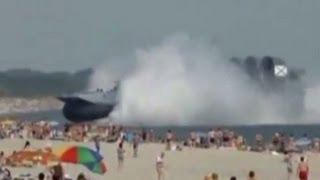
[53,146,69,157]
[59,146,103,164]
[84,161,107,174]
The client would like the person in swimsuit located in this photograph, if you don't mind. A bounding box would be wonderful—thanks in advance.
[94,136,100,154]
[208,129,215,146]
[156,152,165,180]
[297,156,309,180]
[133,133,140,158]
[166,130,173,150]
[117,143,125,171]
[190,132,197,147]
[284,151,293,180]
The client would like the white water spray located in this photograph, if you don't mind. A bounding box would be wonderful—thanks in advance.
[89,34,308,125]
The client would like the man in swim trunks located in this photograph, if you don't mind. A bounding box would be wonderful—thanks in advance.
[297,156,309,180]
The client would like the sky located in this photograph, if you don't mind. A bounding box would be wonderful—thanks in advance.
[0,0,319,85]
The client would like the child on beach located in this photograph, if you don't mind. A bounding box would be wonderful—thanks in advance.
[156,152,165,180]
[117,142,125,171]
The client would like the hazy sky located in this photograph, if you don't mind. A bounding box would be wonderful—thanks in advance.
[0,0,319,84]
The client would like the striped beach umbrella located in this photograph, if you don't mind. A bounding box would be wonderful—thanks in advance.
[84,161,107,174]
[59,146,103,164]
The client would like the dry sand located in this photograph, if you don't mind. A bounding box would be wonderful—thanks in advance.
[1,139,320,180]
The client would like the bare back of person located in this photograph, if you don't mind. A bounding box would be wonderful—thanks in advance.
[298,162,309,180]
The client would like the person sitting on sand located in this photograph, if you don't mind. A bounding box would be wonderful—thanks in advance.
[297,156,309,180]
[117,142,125,171]
[156,152,165,180]
[166,130,173,150]
[248,171,256,180]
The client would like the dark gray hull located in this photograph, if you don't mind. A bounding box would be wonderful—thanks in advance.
[58,97,114,122]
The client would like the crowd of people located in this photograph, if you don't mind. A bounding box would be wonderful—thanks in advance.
[0,119,316,180]
[2,119,318,154]
[203,156,310,180]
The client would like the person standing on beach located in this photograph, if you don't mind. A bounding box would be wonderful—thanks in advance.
[0,152,5,167]
[215,128,223,148]
[208,129,215,147]
[190,131,197,147]
[94,136,100,154]
[117,142,125,171]
[165,130,173,150]
[284,151,293,180]
[132,132,140,158]
[297,156,309,180]
[156,152,165,180]
[23,140,31,150]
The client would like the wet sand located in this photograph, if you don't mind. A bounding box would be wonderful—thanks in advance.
[1,139,320,180]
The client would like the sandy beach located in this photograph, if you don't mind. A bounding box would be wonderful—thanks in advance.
[0,139,319,180]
